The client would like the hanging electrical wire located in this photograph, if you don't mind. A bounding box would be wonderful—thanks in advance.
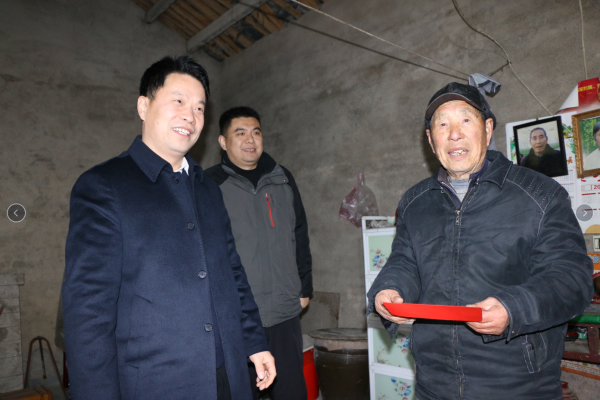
[579,0,588,80]
[451,0,553,116]
[289,0,555,116]
[287,0,470,79]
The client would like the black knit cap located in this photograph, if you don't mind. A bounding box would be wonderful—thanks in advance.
[425,82,496,129]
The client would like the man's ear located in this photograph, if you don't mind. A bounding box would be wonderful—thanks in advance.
[426,129,436,154]
[137,96,149,121]
[485,118,494,147]
[218,135,227,151]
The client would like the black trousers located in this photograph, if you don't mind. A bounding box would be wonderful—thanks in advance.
[248,316,307,400]
[217,365,232,400]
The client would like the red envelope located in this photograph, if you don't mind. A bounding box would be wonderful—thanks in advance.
[384,303,482,322]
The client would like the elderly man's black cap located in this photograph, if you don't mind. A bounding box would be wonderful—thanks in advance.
[425,82,497,129]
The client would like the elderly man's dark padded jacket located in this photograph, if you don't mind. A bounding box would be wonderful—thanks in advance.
[367,151,593,400]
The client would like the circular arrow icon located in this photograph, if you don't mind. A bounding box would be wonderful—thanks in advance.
[7,204,26,223]
[576,204,593,222]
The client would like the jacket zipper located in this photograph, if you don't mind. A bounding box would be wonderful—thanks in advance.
[265,193,274,227]
[442,182,479,400]
[442,181,479,226]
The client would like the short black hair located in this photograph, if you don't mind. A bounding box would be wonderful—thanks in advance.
[594,121,600,138]
[219,107,261,136]
[530,127,547,139]
[139,55,210,100]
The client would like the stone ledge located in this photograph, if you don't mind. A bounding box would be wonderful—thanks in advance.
[0,274,24,287]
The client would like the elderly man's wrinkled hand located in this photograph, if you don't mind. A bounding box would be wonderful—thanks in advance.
[374,289,414,325]
[466,297,510,335]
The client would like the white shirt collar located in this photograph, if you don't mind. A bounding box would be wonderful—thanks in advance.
[174,157,189,174]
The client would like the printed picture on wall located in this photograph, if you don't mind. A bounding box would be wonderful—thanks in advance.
[513,116,568,177]
[573,109,600,178]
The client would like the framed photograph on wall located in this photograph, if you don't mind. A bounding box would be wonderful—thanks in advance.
[513,116,568,177]
[573,109,600,178]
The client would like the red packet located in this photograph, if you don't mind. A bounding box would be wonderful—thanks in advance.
[384,303,482,322]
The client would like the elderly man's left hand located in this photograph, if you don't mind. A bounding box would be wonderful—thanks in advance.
[466,297,510,335]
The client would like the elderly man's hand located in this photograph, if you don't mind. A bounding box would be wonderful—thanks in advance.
[374,289,414,325]
[249,351,276,391]
[466,297,510,335]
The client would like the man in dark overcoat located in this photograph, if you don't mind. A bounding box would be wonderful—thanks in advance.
[62,56,276,400]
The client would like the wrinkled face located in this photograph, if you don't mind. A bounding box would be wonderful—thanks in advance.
[218,117,263,170]
[529,129,548,156]
[137,73,206,169]
[426,100,493,180]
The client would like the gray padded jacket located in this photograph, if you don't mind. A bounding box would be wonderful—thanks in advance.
[205,152,312,327]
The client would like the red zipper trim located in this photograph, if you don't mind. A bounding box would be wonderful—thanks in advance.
[266,193,274,227]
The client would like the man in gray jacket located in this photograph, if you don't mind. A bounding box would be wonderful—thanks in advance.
[205,107,312,400]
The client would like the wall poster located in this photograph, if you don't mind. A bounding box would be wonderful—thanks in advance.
[506,112,600,234]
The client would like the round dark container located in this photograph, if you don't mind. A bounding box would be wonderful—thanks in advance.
[308,328,368,400]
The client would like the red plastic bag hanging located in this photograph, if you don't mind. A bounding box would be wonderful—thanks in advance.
[339,172,379,227]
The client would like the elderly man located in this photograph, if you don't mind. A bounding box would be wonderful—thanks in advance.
[583,121,600,170]
[367,82,592,400]
[520,127,563,176]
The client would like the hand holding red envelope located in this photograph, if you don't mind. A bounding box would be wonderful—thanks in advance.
[384,302,483,322]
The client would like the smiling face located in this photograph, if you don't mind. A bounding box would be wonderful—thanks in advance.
[426,100,493,180]
[137,73,206,170]
[218,117,263,170]
[529,128,548,156]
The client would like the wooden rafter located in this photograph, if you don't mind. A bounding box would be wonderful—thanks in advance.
[145,0,178,23]
[187,0,270,53]
[130,0,328,61]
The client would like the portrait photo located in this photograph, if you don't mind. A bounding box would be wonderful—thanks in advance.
[513,116,568,178]
[573,109,600,178]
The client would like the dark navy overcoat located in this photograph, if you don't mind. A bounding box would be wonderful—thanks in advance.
[63,136,268,400]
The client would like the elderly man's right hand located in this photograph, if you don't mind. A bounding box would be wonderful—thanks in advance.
[374,289,414,324]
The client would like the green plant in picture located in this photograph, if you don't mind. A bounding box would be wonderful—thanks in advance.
[510,138,516,162]
[563,123,573,139]
[580,118,600,156]
[563,123,575,154]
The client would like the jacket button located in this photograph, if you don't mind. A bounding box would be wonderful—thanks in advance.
[172,176,179,184]
[198,270,207,279]
[187,222,195,230]
[204,323,213,332]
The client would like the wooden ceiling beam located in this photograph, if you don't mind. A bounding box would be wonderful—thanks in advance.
[176,2,244,55]
[170,3,239,56]
[145,0,178,23]
[257,4,286,30]
[187,0,270,53]
[270,0,303,20]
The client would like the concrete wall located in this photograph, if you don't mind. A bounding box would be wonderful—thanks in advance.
[2,0,600,397]
[0,0,221,383]
[215,0,600,330]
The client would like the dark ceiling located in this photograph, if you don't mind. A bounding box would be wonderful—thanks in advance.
[130,0,328,61]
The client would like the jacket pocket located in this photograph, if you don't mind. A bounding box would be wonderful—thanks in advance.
[124,294,153,367]
[521,332,547,373]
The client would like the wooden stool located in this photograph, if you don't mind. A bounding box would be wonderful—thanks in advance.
[0,386,52,400]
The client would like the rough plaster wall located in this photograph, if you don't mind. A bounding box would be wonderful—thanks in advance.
[214,0,600,331]
[0,0,221,380]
